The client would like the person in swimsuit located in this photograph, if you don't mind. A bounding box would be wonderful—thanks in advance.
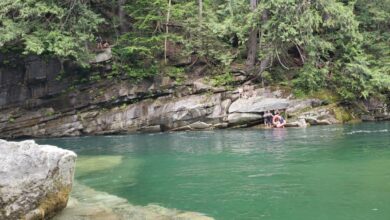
[272,111,286,128]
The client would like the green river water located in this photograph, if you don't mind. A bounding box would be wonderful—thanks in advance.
[37,122,390,220]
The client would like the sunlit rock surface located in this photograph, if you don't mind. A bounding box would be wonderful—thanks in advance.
[54,182,214,220]
[229,97,290,114]
[0,140,76,219]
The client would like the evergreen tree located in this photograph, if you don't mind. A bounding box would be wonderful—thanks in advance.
[1,0,388,100]
[0,0,104,65]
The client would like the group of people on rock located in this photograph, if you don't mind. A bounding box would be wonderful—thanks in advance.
[264,110,286,128]
[96,36,110,49]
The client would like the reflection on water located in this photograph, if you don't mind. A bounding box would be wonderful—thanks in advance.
[38,122,390,220]
[271,128,288,141]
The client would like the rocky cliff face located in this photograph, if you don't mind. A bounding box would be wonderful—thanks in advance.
[0,56,388,139]
[0,55,66,109]
[0,139,76,219]
[0,78,335,138]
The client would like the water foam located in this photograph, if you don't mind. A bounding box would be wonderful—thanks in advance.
[346,129,388,135]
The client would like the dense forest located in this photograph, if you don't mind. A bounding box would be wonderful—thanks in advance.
[0,0,389,101]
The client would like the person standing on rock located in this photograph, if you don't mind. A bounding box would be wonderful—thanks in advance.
[96,36,103,49]
[273,111,286,128]
[264,110,273,128]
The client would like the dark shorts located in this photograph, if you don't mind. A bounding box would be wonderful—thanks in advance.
[265,116,273,124]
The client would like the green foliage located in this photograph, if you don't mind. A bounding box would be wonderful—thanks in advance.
[1,0,388,101]
[45,110,54,117]
[355,0,390,95]
[89,74,102,82]
[164,67,185,84]
[8,117,15,123]
[112,0,177,79]
[0,0,104,65]
[112,64,158,81]
[180,1,236,67]
[245,0,389,100]
[113,33,165,65]
[293,62,328,93]
[210,71,235,87]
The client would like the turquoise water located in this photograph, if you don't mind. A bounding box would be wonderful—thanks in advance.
[37,122,390,220]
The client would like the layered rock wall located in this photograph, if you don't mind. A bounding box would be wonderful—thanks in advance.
[0,77,330,139]
[0,56,388,138]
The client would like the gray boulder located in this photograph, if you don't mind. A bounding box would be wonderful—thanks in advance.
[0,140,77,220]
[91,47,112,63]
[229,97,290,114]
[304,117,333,126]
[305,117,319,125]
[316,120,332,125]
[285,118,308,128]
[286,99,323,116]
[188,121,212,130]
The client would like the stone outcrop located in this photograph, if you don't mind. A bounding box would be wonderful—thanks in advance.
[285,118,307,128]
[91,47,113,63]
[0,140,77,219]
[285,104,343,127]
[286,99,323,116]
[361,97,390,121]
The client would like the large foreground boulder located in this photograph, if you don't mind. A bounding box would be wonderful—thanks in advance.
[0,140,77,220]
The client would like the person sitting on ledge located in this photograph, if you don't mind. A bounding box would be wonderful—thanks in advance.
[272,111,286,128]
[102,40,110,48]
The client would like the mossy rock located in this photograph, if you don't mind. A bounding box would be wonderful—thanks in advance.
[332,106,353,122]
[293,89,340,104]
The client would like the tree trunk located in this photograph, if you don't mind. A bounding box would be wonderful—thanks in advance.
[118,0,128,33]
[257,9,271,81]
[246,0,258,69]
[164,0,172,64]
[245,8,271,84]
[199,0,203,21]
